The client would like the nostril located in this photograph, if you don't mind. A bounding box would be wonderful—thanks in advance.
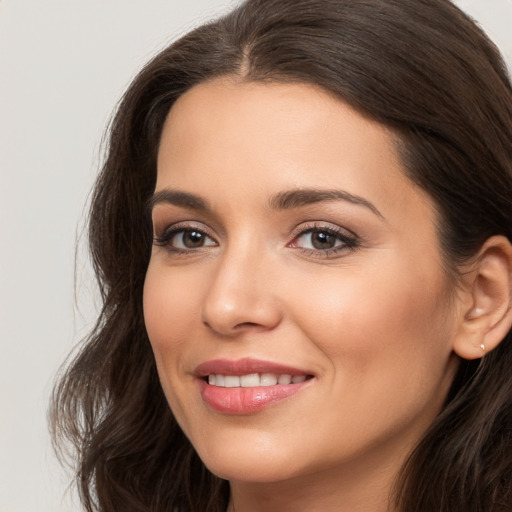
[234,322,260,329]
[203,318,272,335]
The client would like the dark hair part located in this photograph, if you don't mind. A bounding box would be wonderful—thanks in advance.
[50,0,512,510]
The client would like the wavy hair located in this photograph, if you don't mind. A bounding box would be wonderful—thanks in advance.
[50,0,512,510]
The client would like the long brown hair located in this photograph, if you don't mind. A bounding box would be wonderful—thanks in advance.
[50,1,512,510]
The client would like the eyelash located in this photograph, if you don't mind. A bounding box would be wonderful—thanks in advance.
[153,222,360,258]
[153,223,217,254]
[289,222,360,258]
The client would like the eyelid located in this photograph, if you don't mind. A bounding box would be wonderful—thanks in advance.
[289,221,358,241]
[153,221,218,248]
[287,221,360,256]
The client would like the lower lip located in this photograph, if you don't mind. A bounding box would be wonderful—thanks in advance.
[199,379,311,414]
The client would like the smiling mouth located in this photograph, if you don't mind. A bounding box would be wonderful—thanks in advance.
[206,373,310,387]
[195,359,315,414]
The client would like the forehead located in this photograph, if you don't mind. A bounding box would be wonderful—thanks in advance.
[156,78,434,226]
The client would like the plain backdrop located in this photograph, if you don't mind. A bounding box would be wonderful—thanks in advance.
[0,1,511,511]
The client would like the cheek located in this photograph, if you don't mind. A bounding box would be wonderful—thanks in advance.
[289,254,453,386]
[284,258,456,454]
[143,263,201,349]
[142,263,204,404]
[143,263,206,429]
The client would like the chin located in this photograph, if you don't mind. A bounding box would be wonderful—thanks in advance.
[205,458,301,484]
[193,435,307,483]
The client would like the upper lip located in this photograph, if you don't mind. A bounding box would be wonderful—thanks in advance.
[194,358,312,377]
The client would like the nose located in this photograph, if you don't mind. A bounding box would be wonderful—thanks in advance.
[201,248,283,337]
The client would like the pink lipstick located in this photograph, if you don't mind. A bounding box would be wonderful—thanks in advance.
[195,358,314,414]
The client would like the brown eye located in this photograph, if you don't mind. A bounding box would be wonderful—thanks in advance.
[295,228,345,250]
[310,230,337,249]
[171,229,215,249]
[288,224,359,257]
[153,224,218,252]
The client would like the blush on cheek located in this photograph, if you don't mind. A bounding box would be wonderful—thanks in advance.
[300,261,449,362]
[143,268,198,345]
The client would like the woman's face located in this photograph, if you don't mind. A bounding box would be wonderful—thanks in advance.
[143,79,460,485]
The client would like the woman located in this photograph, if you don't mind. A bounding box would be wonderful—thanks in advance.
[50,0,512,511]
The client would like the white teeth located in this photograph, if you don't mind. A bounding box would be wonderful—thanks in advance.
[224,376,240,388]
[260,373,278,386]
[207,373,309,387]
[278,374,292,385]
[240,374,260,387]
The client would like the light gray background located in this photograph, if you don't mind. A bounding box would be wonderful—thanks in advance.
[1,1,511,511]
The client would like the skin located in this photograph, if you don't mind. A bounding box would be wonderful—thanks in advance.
[143,78,463,512]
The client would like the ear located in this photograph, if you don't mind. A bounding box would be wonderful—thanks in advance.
[453,235,512,360]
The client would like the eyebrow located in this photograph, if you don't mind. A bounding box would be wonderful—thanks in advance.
[147,189,209,212]
[268,188,383,217]
[148,187,383,218]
